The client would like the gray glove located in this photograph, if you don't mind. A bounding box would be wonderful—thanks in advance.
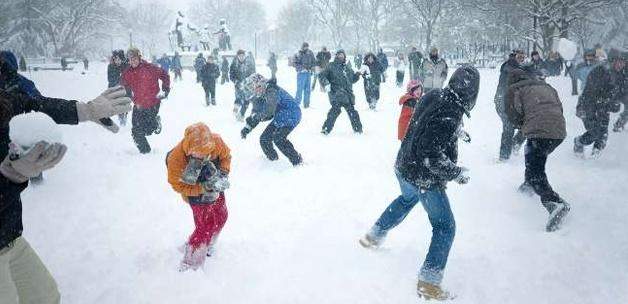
[0,141,67,183]
[76,86,133,133]
[203,172,230,192]
[454,167,470,185]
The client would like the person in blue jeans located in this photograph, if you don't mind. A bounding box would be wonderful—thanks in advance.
[360,66,480,301]
[293,42,316,108]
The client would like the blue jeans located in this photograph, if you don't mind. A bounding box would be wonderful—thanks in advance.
[369,171,456,285]
[296,71,312,107]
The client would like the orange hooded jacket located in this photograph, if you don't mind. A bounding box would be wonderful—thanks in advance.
[166,123,231,200]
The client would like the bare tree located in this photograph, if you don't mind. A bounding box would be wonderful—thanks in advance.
[276,0,316,50]
[126,2,172,57]
[405,0,445,52]
[309,0,353,49]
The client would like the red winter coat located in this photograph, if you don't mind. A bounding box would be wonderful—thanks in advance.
[121,60,170,109]
[398,94,420,141]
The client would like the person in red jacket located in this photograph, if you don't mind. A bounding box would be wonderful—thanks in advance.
[398,79,423,141]
[121,47,170,154]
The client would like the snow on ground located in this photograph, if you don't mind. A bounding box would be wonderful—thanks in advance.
[15,61,628,303]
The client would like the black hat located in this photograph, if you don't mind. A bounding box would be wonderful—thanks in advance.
[237,49,245,55]
[531,50,539,56]
[302,42,309,48]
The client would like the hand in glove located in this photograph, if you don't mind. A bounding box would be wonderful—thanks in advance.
[157,88,170,100]
[0,141,67,183]
[241,125,252,139]
[323,85,331,93]
[202,172,230,192]
[454,167,470,185]
[76,86,132,133]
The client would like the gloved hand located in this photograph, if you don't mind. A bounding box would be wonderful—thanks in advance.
[202,172,230,192]
[163,88,170,98]
[323,85,331,93]
[76,86,132,133]
[454,167,470,185]
[0,141,67,183]
[241,125,252,139]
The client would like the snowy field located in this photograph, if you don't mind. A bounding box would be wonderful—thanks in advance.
[15,61,628,303]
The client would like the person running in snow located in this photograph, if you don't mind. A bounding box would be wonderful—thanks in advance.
[230,49,256,120]
[193,53,206,83]
[574,49,626,158]
[198,55,220,106]
[408,47,424,81]
[361,53,383,110]
[0,86,132,304]
[172,51,183,81]
[293,42,316,108]
[505,69,570,231]
[319,49,364,135]
[359,66,480,301]
[313,46,332,91]
[267,52,278,80]
[156,53,172,74]
[240,74,303,166]
[422,47,448,93]
[495,49,527,161]
[166,122,231,271]
[376,48,389,83]
[397,79,423,141]
[220,56,230,85]
[121,48,170,154]
[107,50,131,126]
[394,52,407,87]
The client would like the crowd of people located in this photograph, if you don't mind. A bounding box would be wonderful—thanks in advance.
[0,37,626,302]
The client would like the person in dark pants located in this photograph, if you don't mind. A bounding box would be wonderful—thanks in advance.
[574,49,626,158]
[172,52,183,81]
[376,48,388,83]
[505,69,570,232]
[220,56,230,85]
[495,50,527,161]
[121,48,170,154]
[319,50,364,134]
[362,53,382,110]
[107,50,130,126]
[267,52,278,80]
[199,56,220,106]
[359,66,480,300]
[240,74,302,166]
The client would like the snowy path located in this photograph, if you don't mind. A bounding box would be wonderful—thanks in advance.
[16,62,628,303]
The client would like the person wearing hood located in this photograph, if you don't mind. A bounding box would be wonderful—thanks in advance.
[505,69,570,231]
[361,53,383,110]
[121,48,171,154]
[422,47,448,93]
[495,49,527,161]
[0,86,132,304]
[166,122,231,271]
[574,48,626,157]
[240,74,303,166]
[193,53,206,83]
[108,50,131,126]
[359,66,480,301]
[0,51,41,98]
[397,79,423,141]
[319,49,364,135]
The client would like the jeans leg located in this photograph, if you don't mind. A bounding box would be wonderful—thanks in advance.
[259,124,279,160]
[418,188,455,285]
[295,73,304,105]
[273,126,302,165]
[303,73,312,107]
[370,172,421,239]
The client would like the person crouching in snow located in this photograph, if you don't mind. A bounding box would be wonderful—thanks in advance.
[359,66,480,300]
[240,74,303,166]
[166,123,231,271]
[397,79,423,141]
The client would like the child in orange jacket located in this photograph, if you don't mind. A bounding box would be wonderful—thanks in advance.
[398,79,423,141]
[166,122,231,271]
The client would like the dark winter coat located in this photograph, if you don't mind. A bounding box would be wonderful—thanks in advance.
[376,52,389,70]
[505,70,566,140]
[230,58,254,85]
[267,54,278,71]
[221,58,230,75]
[194,56,206,72]
[171,55,182,70]
[363,53,382,85]
[107,62,129,88]
[199,62,220,84]
[495,58,530,117]
[528,58,546,74]
[156,56,171,72]
[395,67,479,190]
[316,51,332,69]
[247,80,302,129]
[577,63,625,122]
[294,49,316,73]
[319,56,361,106]
[0,91,79,249]
[0,51,41,98]
[408,51,424,78]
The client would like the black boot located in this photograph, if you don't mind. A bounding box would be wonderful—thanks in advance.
[542,199,571,232]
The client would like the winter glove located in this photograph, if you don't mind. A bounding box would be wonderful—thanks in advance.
[163,88,170,98]
[241,124,252,139]
[202,172,230,192]
[180,157,205,185]
[323,85,331,93]
[454,167,470,185]
[0,141,67,183]
[457,128,471,143]
[76,86,132,133]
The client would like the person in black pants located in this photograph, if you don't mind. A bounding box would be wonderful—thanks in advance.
[495,50,527,161]
[199,56,220,106]
[107,50,130,126]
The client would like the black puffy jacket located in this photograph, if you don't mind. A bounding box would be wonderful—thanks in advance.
[319,56,361,105]
[396,67,479,189]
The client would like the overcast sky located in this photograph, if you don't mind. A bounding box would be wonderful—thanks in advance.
[145,0,290,25]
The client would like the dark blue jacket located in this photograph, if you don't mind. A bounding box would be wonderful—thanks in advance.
[0,51,41,98]
[156,56,171,72]
[247,82,301,129]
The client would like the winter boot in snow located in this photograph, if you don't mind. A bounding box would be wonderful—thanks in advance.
[573,137,584,157]
[590,148,602,159]
[542,199,571,232]
[211,98,216,106]
[205,95,210,106]
[179,243,209,272]
[154,115,162,135]
[359,234,381,249]
[517,182,535,196]
[417,280,453,301]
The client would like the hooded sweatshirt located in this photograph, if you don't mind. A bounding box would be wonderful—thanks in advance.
[0,51,41,98]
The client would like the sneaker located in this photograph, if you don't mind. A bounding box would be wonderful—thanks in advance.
[154,116,162,134]
[417,280,453,301]
[358,234,381,249]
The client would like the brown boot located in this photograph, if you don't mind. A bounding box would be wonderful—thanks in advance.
[417,280,453,301]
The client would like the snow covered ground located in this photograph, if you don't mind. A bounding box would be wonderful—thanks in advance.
[15,61,628,303]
